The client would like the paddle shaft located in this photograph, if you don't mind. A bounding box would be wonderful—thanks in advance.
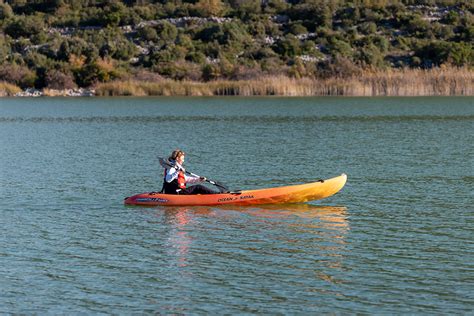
[158,157,228,191]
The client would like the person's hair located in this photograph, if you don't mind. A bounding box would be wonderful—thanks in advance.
[169,149,185,161]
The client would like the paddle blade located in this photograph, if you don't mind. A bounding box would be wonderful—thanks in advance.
[158,157,174,169]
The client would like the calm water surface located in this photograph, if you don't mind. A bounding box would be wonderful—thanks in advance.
[1,97,473,313]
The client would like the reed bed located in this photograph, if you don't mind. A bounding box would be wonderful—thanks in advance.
[348,67,474,96]
[1,67,472,97]
[95,67,473,97]
[0,81,22,96]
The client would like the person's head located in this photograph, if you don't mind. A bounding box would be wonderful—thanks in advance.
[169,149,185,165]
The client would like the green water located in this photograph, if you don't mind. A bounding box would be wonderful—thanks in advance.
[1,97,473,313]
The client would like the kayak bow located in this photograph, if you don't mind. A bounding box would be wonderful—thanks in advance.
[124,174,347,206]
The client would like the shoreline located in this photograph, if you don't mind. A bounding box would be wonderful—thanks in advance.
[2,68,473,97]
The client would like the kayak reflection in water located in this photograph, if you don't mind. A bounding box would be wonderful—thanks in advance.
[161,149,221,195]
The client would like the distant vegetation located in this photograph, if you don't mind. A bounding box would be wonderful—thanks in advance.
[94,67,473,96]
[0,0,472,95]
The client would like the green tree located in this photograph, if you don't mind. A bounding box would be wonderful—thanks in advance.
[229,0,261,20]
[448,42,473,66]
[247,46,278,60]
[195,23,224,43]
[103,2,128,27]
[155,21,178,45]
[359,22,377,35]
[0,63,37,88]
[0,2,14,19]
[202,63,220,81]
[133,5,158,20]
[413,41,473,67]
[56,37,91,62]
[262,0,288,14]
[0,35,11,62]
[137,26,158,42]
[74,62,110,87]
[176,34,194,50]
[273,35,301,58]
[327,37,353,59]
[356,44,386,67]
[443,10,460,25]
[193,0,226,17]
[336,6,360,28]
[218,54,234,78]
[317,56,361,79]
[186,51,206,63]
[288,1,332,29]
[45,69,77,89]
[289,22,308,35]
[288,58,307,79]
[5,15,45,38]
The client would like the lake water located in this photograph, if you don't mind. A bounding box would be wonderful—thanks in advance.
[0,97,473,313]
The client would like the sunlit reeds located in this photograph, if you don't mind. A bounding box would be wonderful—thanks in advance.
[2,67,472,97]
[0,81,22,96]
[95,67,473,96]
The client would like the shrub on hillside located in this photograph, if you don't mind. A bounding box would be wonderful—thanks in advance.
[45,69,77,90]
[4,15,45,38]
[0,63,37,88]
[153,61,202,81]
[316,56,361,79]
[195,22,250,45]
[415,41,474,67]
[137,26,158,42]
[262,0,288,14]
[191,0,227,18]
[0,35,10,62]
[202,63,220,81]
[74,62,111,87]
[229,0,261,20]
[0,2,14,19]
[155,21,178,46]
[273,35,301,58]
[230,65,265,80]
[355,44,386,68]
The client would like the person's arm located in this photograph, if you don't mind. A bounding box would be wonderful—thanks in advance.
[185,174,205,184]
[165,167,180,183]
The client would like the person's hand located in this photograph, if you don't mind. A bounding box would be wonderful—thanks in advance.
[200,177,206,181]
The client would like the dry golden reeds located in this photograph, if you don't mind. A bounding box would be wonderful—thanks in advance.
[2,67,471,97]
[349,67,474,96]
[94,67,473,97]
[0,81,22,96]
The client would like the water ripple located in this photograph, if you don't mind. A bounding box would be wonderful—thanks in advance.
[1,97,472,313]
[1,114,473,123]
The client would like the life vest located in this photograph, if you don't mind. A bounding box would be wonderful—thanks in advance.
[177,170,186,189]
[162,168,186,194]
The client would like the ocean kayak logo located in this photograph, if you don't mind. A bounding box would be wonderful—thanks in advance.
[136,198,169,203]
[218,195,254,202]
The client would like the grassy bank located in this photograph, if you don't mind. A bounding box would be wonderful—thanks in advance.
[95,67,473,97]
[0,81,22,96]
[2,68,473,97]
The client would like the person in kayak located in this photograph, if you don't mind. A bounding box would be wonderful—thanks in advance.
[162,149,220,195]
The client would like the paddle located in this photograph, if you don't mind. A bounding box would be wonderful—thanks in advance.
[158,157,230,192]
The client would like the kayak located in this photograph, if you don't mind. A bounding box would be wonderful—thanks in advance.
[125,174,346,206]
[124,173,347,206]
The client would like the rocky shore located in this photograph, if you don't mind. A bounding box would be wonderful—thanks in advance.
[10,88,95,97]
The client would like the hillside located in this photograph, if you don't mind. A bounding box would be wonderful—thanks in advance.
[0,0,473,95]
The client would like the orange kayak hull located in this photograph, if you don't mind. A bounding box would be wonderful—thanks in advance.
[124,174,347,206]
